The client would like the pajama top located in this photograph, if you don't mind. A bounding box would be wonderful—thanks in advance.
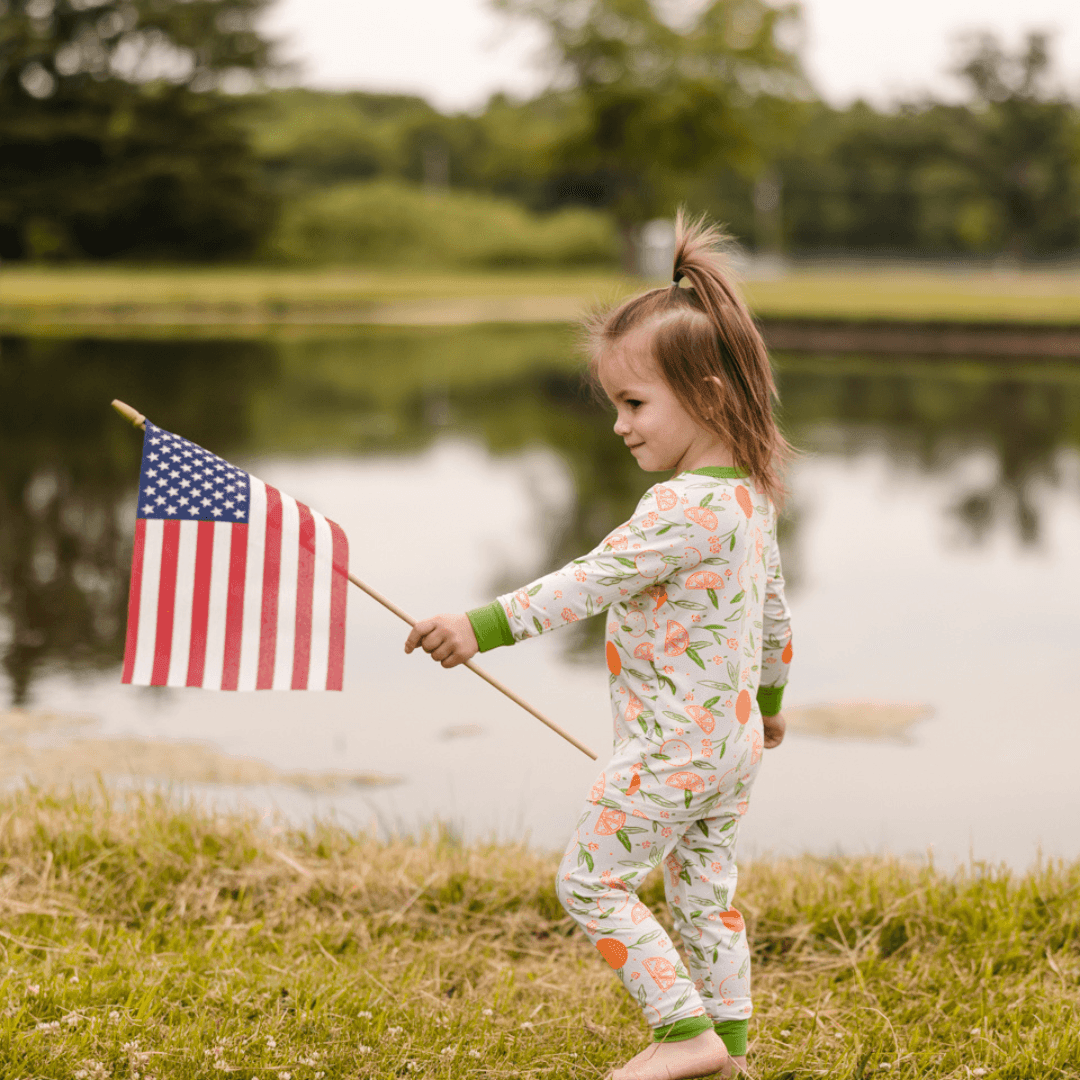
[468,465,793,745]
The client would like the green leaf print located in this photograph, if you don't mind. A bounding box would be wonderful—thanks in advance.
[697,820,709,836]
[708,589,718,608]
[685,647,706,671]
[533,616,543,635]
[730,533,737,550]
[616,829,632,853]
[650,846,663,866]
[727,661,739,687]
[701,493,714,507]
[673,988,692,1011]
[684,788,693,810]
[690,909,704,920]
[638,985,648,1009]
[528,583,542,596]
[703,696,720,710]
[625,665,651,680]
[578,845,594,872]
[691,759,713,769]
[712,947,719,963]
[670,599,706,611]
[729,591,744,605]
[630,930,662,948]
[738,958,749,979]
[615,556,637,568]
[656,524,673,535]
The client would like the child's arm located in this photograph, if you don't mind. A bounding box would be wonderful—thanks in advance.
[405,486,693,663]
[758,519,793,744]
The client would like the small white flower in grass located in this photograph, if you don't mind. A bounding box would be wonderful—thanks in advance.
[109,1011,120,1022]
[970,1027,981,1036]
[780,1030,792,1037]
[281,1073,291,1080]
[406,1062,419,1072]
[357,1010,373,1020]
[520,1021,534,1030]
[440,1047,455,1057]
[357,1045,372,1054]
[316,1073,325,1079]
[64,1013,81,1026]
[973,1070,987,1077]
[27,984,40,996]
[70,974,80,983]
[387,1025,404,1037]
[266,1036,276,1048]
[468,1050,482,1059]
[36,1020,60,1032]
[878,1065,891,1072]
[482,1009,493,1017]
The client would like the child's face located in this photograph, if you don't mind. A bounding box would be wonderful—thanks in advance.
[598,328,723,474]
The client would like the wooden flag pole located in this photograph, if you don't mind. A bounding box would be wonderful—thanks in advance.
[111,399,598,761]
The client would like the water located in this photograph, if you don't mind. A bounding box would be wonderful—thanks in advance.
[3,328,1079,869]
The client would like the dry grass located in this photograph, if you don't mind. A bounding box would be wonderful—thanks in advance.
[1,787,1078,1078]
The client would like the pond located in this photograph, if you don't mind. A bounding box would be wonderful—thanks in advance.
[2,326,1079,869]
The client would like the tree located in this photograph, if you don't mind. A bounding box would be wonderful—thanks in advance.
[494,0,807,268]
[947,31,1080,256]
[0,0,279,260]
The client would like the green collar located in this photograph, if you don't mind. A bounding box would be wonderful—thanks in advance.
[685,466,749,479]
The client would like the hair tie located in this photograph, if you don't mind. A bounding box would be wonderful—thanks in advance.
[672,270,684,287]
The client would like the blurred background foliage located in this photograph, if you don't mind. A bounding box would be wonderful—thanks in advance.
[2,0,1079,266]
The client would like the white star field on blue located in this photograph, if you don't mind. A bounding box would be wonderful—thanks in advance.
[136,421,252,523]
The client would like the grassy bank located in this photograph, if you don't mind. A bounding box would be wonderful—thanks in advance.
[3,264,1080,330]
[2,790,1078,1078]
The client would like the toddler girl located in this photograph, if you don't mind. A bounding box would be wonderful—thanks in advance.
[405,212,793,1080]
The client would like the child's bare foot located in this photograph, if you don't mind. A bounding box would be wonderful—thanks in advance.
[608,1029,731,1080]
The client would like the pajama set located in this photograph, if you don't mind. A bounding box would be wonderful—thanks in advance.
[467,466,792,1052]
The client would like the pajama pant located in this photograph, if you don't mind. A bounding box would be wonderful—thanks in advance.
[555,719,763,1029]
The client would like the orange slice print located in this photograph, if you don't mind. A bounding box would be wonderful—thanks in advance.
[659,739,692,767]
[750,728,763,764]
[631,902,650,925]
[665,771,705,793]
[735,689,751,724]
[782,639,793,664]
[686,704,715,734]
[680,546,702,571]
[596,938,628,969]
[625,610,648,637]
[686,570,723,590]
[718,909,745,931]
[634,550,664,578]
[626,772,641,795]
[515,589,531,610]
[588,773,606,804]
[735,486,753,519]
[664,620,689,656]
[684,506,718,530]
[633,642,654,661]
[606,641,622,675]
[642,956,678,991]
[625,693,645,723]
[595,807,627,835]
[655,486,677,511]
[601,869,629,891]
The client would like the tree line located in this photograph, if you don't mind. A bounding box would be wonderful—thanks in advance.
[2,0,1078,264]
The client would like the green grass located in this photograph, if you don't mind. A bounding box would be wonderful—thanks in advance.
[3,264,1080,329]
[2,789,1078,1078]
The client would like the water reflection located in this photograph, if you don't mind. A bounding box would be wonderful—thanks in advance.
[2,328,1079,707]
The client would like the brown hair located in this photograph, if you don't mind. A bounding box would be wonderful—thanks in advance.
[584,209,793,507]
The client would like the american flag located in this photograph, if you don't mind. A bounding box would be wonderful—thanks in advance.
[121,421,348,690]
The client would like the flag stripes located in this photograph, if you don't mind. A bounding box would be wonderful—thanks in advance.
[122,481,346,691]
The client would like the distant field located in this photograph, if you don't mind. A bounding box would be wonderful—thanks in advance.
[2,263,1080,327]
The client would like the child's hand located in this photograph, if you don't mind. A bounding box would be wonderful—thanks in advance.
[762,711,786,749]
[404,613,478,669]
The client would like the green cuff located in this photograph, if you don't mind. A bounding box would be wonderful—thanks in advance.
[714,1019,748,1056]
[466,601,515,653]
[757,684,785,715]
[653,1015,714,1043]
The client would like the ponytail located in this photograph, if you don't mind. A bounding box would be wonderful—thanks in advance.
[584,209,793,507]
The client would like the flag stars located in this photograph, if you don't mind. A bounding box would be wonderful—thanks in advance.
[179,496,189,506]
[143,486,155,497]
[148,452,159,461]
[156,496,166,505]
[235,509,245,518]
[165,505,177,515]
[167,487,178,496]
[211,507,223,517]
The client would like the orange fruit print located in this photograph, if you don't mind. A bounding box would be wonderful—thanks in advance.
[588,773,606,804]
[686,570,723,590]
[626,772,641,795]
[665,771,705,792]
[655,486,677,510]
[606,641,621,675]
[686,704,715,734]
[631,902,650,924]
[625,693,645,722]
[684,505,718,530]
[633,642,654,661]
[595,807,627,835]
[596,938,628,969]
[735,689,751,724]
[664,620,689,656]
[718,909,745,931]
[642,956,678,991]
[782,639,794,664]
[735,485,753,518]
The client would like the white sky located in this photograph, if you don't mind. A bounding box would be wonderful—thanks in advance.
[261,0,1080,113]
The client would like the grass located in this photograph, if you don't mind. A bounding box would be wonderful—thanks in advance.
[2,789,1078,1079]
[3,264,1080,329]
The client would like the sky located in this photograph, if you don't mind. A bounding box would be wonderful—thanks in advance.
[260,0,1080,113]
